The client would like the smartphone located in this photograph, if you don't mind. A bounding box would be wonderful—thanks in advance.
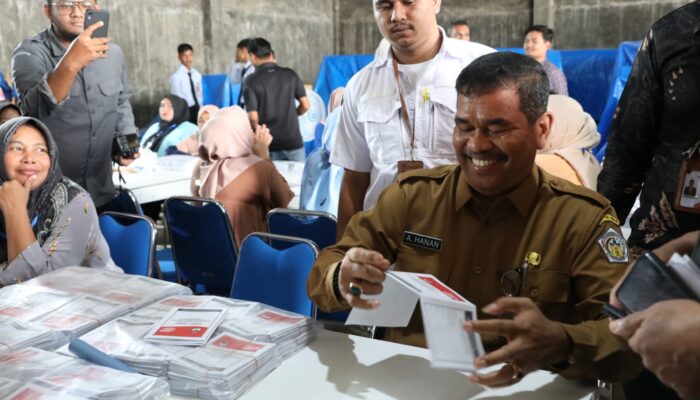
[615,251,695,315]
[84,9,109,38]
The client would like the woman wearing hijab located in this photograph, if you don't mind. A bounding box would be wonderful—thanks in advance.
[198,106,293,246]
[140,95,197,157]
[0,117,118,286]
[536,94,602,190]
[174,104,220,155]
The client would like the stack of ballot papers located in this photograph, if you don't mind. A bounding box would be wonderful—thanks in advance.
[64,295,320,399]
[0,315,68,354]
[0,267,192,340]
[220,307,320,359]
[0,284,128,338]
[0,347,169,399]
[24,266,193,311]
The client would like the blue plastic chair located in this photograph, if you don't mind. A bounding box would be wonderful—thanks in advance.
[267,208,337,250]
[231,233,318,317]
[164,196,238,296]
[105,189,143,216]
[99,212,155,277]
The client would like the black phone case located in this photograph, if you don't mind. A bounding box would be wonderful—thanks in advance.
[84,10,109,38]
[616,251,697,314]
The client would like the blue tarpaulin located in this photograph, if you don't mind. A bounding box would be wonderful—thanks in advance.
[593,41,641,160]
[312,48,616,123]
[560,48,617,121]
[313,54,374,106]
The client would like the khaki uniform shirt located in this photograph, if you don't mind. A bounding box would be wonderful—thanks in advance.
[308,165,639,381]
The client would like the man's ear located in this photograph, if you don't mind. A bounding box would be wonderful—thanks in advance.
[433,0,442,14]
[535,111,553,150]
[43,4,52,21]
[544,41,552,51]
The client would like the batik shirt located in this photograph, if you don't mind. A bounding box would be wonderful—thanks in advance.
[598,1,700,253]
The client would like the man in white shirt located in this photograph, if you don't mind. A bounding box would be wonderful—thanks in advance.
[169,43,203,124]
[331,0,494,235]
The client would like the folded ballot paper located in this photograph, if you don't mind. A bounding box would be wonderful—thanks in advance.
[144,308,225,346]
[347,271,485,371]
[0,347,169,400]
[62,295,321,399]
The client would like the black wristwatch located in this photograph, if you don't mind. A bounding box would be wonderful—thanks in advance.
[332,263,343,302]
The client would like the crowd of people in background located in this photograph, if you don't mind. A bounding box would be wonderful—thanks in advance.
[0,0,698,399]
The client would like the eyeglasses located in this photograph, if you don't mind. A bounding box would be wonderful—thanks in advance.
[500,260,529,297]
[51,1,96,15]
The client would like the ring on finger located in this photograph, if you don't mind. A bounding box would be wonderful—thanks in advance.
[348,282,363,297]
[510,362,524,381]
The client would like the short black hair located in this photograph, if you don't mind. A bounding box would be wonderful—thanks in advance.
[247,38,273,59]
[452,19,469,28]
[177,43,194,54]
[455,52,549,125]
[236,38,251,50]
[525,25,554,43]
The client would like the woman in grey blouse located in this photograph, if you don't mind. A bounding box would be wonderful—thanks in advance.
[0,117,119,286]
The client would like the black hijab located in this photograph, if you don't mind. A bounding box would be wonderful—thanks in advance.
[0,117,81,263]
[146,95,191,152]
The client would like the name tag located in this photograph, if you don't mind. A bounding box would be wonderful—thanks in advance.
[403,231,443,252]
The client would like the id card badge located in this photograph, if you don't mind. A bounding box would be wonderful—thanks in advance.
[397,160,424,174]
[674,141,700,214]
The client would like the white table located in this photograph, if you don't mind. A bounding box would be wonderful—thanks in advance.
[113,156,303,208]
[197,330,594,400]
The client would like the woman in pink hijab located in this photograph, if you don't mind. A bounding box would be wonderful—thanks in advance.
[175,105,220,155]
[198,106,293,246]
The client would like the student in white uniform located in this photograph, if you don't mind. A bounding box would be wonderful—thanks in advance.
[331,0,494,236]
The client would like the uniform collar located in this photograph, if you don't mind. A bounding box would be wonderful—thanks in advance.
[455,165,541,217]
[257,62,277,70]
[46,26,68,58]
[373,26,455,68]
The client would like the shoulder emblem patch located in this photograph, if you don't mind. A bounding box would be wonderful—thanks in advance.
[598,228,628,263]
[599,214,620,226]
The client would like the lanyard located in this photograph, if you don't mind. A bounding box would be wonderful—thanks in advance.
[391,53,417,161]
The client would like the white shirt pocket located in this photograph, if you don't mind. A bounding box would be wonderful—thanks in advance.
[429,86,457,157]
[358,93,405,164]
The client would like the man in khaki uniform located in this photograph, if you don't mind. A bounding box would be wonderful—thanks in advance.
[307,52,639,386]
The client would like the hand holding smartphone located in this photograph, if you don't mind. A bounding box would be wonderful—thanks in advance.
[84,9,110,38]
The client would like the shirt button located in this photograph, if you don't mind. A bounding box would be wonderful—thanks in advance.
[474,266,482,275]
[530,288,539,298]
[551,179,560,187]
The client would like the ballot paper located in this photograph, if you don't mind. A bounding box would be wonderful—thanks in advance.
[144,308,225,346]
[347,271,485,371]
[64,297,320,399]
[667,253,700,298]
[0,348,169,399]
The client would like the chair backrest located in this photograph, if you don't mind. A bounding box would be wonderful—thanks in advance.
[99,212,155,276]
[267,208,337,250]
[164,196,238,296]
[106,189,143,216]
[231,233,318,316]
[202,74,232,108]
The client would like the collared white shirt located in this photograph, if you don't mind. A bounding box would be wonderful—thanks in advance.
[330,28,495,210]
[169,64,203,107]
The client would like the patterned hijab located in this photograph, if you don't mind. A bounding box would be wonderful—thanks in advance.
[198,106,262,198]
[0,117,80,263]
